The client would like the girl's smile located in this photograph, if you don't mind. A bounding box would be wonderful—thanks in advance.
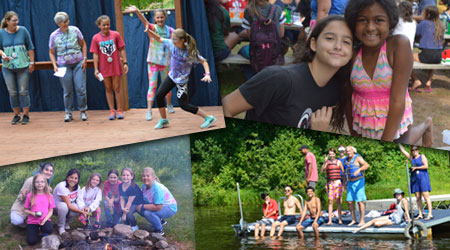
[98,20,111,36]
[91,175,100,188]
[142,172,154,186]
[122,171,132,183]
[35,177,46,191]
[154,12,166,27]
[42,167,53,180]
[109,173,118,185]
[171,33,185,49]
[355,3,390,49]
[67,173,78,188]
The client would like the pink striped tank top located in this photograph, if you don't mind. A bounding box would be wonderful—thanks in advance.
[350,41,413,140]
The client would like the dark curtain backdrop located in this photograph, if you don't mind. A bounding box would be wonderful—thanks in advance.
[0,1,220,112]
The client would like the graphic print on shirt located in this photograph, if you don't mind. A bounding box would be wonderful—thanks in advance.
[297,108,312,129]
[99,39,116,57]
[67,191,78,202]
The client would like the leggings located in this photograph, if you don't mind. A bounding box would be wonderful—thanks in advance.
[147,63,171,102]
[156,76,199,114]
[26,221,53,245]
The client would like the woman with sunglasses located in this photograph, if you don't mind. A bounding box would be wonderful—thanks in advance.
[399,144,433,220]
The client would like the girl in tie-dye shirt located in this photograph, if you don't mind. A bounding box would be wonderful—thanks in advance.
[137,167,177,236]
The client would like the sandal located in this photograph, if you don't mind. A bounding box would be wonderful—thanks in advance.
[408,87,422,93]
[424,86,432,93]
[425,215,434,220]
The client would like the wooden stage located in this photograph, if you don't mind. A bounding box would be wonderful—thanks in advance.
[0,106,225,166]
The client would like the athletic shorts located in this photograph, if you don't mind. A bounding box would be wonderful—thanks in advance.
[256,218,275,226]
[277,215,297,225]
[300,216,325,228]
[346,178,367,202]
[419,49,442,64]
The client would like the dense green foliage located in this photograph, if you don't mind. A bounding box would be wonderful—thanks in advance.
[0,136,194,248]
[191,118,450,207]
[121,0,174,10]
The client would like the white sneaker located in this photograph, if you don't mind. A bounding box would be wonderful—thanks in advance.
[167,104,175,114]
[64,113,73,122]
[59,227,66,235]
[65,223,70,230]
[131,225,139,232]
[80,111,88,121]
[146,110,152,121]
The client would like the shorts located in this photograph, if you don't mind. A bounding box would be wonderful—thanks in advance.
[214,48,231,62]
[277,215,297,225]
[300,216,325,228]
[346,178,367,202]
[419,49,442,64]
[327,179,343,201]
[256,218,275,226]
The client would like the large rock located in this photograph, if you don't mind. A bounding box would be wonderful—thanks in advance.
[41,235,60,250]
[71,230,87,241]
[155,240,169,249]
[99,227,114,237]
[165,245,180,250]
[134,229,150,240]
[114,224,134,239]
[150,232,166,242]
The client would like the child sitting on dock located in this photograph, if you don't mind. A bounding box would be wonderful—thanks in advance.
[254,192,279,238]
[269,186,302,237]
[353,188,410,233]
[296,187,325,238]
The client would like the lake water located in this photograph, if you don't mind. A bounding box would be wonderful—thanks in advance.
[194,205,450,250]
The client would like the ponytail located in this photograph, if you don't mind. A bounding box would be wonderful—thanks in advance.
[1,11,18,29]
[173,29,201,60]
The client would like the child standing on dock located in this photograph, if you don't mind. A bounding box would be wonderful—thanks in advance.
[144,26,216,129]
[90,15,128,120]
[126,6,175,120]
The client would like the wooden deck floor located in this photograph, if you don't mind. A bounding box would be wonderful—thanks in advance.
[0,106,225,166]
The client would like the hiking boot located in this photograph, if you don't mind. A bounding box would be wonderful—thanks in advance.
[80,111,88,121]
[167,104,175,114]
[200,115,216,128]
[21,115,29,124]
[11,115,21,125]
[154,118,169,129]
[64,113,73,122]
[146,110,152,121]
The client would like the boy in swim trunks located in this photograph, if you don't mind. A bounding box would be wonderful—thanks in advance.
[270,186,302,237]
[296,186,325,238]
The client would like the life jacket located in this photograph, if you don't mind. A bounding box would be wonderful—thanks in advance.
[345,155,364,181]
[326,159,341,180]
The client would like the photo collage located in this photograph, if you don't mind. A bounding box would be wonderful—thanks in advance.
[0,0,449,249]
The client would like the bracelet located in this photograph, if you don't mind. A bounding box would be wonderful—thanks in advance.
[30,61,35,65]
[203,72,210,76]
[123,62,128,65]
[83,57,87,60]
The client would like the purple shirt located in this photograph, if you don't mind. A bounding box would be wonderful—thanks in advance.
[49,26,84,65]
[416,20,443,50]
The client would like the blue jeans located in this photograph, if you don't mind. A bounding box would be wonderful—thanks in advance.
[59,61,87,114]
[119,204,138,227]
[2,67,30,109]
[140,205,176,231]
[103,200,121,226]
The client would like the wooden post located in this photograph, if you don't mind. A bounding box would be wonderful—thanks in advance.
[114,0,130,110]
[174,0,183,29]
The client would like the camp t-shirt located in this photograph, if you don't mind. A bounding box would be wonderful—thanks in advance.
[53,181,80,204]
[0,26,34,69]
[147,23,174,66]
[142,182,177,213]
[90,30,125,77]
[49,26,84,65]
[119,183,143,205]
[239,63,340,129]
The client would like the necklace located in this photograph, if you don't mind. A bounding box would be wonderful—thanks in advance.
[101,31,113,63]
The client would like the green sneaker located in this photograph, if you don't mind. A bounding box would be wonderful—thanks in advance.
[154,118,169,129]
[200,115,216,128]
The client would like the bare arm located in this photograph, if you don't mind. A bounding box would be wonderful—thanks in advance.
[355,156,370,176]
[142,203,163,211]
[93,53,100,79]
[413,155,429,171]
[298,202,308,224]
[398,144,411,160]
[313,198,321,224]
[78,39,88,72]
[402,198,410,222]
[279,23,285,38]
[222,89,254,117]
[200,59,212,83]
[60,195,86,215]
[144,23,163,43]
[381,36,412,142]
[126,5,149,25]
[316,0,331,22]
[320,159,327,173]
[49,48,58,72]
[28,50,35,73]
[40,208,53,226]
[119,47,128,74]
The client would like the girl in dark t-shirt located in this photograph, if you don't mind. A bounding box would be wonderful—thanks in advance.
[222,15,353,132]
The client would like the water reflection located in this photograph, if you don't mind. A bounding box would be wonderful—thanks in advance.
[194,206,449,250]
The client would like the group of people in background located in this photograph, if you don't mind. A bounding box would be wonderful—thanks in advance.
[221,0,449,148]
[253,143,432,237]
[1,8,216,129]
[10,164,177,246]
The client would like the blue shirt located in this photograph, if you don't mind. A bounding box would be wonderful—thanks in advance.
[162,38,205,84]
[418,0,436,15]
[311,0,348,20]
[0,26,34,69]
[119,183,143,205]
[416,20,443,49]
